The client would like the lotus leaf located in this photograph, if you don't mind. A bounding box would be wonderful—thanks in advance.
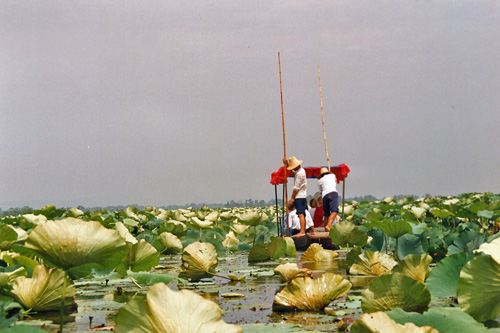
[387,307,489,333]
[248,243,270,262]
[171,210,188,222]
[273,263,311,283]
[115,282,241,333]
[21,213,47,226]
[230,223,249,235]
[425,253,473,298]
[430,208,453,219]
[0,224,18,250]
[267,238,287,260]
[159,219,188,237]
[392,254,432,283]
[116,240,160,276]
[368,220,413,239]
[220,211,233,220]
[457,254,500,321]
[273,273,351,311]
[237,211,268,226]
[301,243,338,262]
[411,207,427,220]
[349,251,397,276]
[115,222,138,244]
[361,273,431,313]
[65,207,83,218]
[222,231,239,248]
[0,267,27,288]
[475,236,500,263]
[179,242,218,281]
[188,217,214,230]
[283,237,296,257]
[154,232,183,254]
[329,221,368,247]
[11,265,76,311]
[204,211,220,222]
[25,217,128,271]
[351,311,438,333]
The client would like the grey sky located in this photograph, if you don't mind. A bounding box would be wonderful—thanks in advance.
[1,1,500,209]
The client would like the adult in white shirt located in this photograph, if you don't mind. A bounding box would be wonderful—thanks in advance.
[284,156,307,237]
[318,167,339,232]
[288,206,314,236]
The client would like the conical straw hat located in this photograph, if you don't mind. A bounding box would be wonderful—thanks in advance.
[287,156,303,170]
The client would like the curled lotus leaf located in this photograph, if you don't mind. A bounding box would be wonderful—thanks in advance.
[172,210,188,222]
[351,311,438,333]
[116,239,160,276]
[115,222,138,244]
[154,232,183,254]
[11,264,76,312]
[393,254,432,283]
[457,254,500,321]
[329,221,368,247]
[273,272,352,312]
[65,207,84,218]
[222,231,239,248]
[274,263,312,283]
[349,251,397,276]
[188,217,214,230]
[0,267,27,287]
[230,223,249,235]
[361,273,431,314]
[284,237,296,257]
[237,211,268,226]
[411,207,427,219]
[179,242,218,281]
[159,219,188,237]
[25,217,128,271]
[0,224,18,250]
[115,282,242,333]
[301,243,338,262]
[204,211,220,222]
[220,211,233,220]
[21,213,47,226]
[475,237,500,263]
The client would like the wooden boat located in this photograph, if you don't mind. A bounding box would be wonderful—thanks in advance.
[291,227,337,251]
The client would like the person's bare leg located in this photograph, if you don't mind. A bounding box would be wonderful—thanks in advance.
[325,212,338,232]
[293,214,307,237]
[320,216,328,228]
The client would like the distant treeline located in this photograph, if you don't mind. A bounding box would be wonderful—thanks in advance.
[0,194,434,217]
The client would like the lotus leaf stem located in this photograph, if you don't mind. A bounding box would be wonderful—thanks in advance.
[60,270,68,333]
[129,275,143,289]
[205,271,231,280]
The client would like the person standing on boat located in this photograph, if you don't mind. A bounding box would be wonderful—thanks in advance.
[284,156,307,237]
[318,167,338,232]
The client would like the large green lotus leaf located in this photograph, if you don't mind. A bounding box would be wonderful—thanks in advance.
[430,208,453,219]
[0,267,27,288]
[273,273,351,312]
[386,307,489,333]
[11,265,76,311]
[159,219,188,237]
[346,246,363,267]
[349,251,397,276]
[397,234,425,260]
[283,237,296,257]
[25,218,128,271]
[448,230,482,255]
[127,271,181,287]
[0,253,38,270]
[425,253,473,298]
[0,224,18,250]
[361,273,431,313]
[393,254,432,283]
[475,236,500,263]
[273,263,311,283]
[329,221,368,247]
[222,231,239,248]
[300,243,338,262]
[237,211,268,226]
[368,220,412,239]
[115,282,242,333]
[248,243,270,262]
[178,242,218,281]
[351,311,438,333]
[153,232,183,254]
[457,254,500,321]
[116,240,160,276]
[267,238,286,260]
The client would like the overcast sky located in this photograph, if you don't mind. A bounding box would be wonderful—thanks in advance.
[1,1,500,209]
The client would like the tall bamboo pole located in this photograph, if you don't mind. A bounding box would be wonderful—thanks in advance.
[279,52,289,236]
[318,65,331,170]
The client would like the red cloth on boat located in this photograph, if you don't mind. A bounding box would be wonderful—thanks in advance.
[313,206,324,228]
[270,164,350,185]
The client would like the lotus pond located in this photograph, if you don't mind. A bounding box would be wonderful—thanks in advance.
[1,192,500,332]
